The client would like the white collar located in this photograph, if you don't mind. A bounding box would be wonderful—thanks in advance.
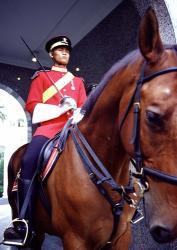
[51,66,68,72]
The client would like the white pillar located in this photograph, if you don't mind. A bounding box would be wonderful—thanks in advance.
[0,89,28,199]
[3,146,16,198]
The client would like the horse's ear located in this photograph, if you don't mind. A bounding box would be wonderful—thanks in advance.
[138,7,164,63]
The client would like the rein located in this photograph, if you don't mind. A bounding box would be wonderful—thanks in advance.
[70,124,139,244]
[71,125,134,197]
[129,64,177,186]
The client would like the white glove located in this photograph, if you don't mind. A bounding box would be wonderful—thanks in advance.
[71,108,85,124]
[59,96,77,110]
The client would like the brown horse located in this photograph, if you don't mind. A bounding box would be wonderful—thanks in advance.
[6,7,177,249]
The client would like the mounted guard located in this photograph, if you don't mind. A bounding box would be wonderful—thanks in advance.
[2,35,87,247]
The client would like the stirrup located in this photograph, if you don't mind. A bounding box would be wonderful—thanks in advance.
[2,218,29,247]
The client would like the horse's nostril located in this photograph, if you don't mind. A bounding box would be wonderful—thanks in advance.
[150,225,173,243]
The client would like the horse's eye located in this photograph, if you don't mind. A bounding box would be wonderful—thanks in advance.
[145,110,164,129]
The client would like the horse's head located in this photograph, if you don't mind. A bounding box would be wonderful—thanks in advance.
[80,7,177,244]
[134,7,177,243]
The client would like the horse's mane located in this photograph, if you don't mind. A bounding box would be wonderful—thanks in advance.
[82,49,140,115]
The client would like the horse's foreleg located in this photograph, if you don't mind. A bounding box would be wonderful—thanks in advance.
[112,223,132,250]
[111,205,134,250]
[63,233,92,250]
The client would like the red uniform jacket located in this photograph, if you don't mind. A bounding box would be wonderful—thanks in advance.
[26,68,87,138]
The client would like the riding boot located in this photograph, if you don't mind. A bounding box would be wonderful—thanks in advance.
[2,178,36,247]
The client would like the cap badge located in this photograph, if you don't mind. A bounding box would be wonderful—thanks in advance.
[62,37,68,44]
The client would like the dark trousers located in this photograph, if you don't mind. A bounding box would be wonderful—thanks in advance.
[20,135,49,179]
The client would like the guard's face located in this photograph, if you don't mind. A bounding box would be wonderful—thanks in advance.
[50,46,70,66]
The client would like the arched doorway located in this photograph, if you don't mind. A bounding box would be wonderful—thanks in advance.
[0,84,32,198]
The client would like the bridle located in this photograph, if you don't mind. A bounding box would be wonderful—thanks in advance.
[125,62,177,187]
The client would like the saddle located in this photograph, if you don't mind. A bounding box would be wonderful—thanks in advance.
[12,119,72,192]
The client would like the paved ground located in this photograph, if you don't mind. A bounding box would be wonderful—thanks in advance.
[1,199,177,249]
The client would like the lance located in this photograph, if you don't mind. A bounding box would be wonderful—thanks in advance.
[20,35,64,98]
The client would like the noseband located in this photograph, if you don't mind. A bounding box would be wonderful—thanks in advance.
[129,63,177,186]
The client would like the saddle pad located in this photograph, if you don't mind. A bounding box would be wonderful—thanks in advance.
[11,119,72,192]
[40,141,60,181]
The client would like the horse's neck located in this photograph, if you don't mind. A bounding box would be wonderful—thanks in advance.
[79,72,134,181]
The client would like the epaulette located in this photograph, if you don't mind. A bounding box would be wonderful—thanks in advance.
[31,70,50,80]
